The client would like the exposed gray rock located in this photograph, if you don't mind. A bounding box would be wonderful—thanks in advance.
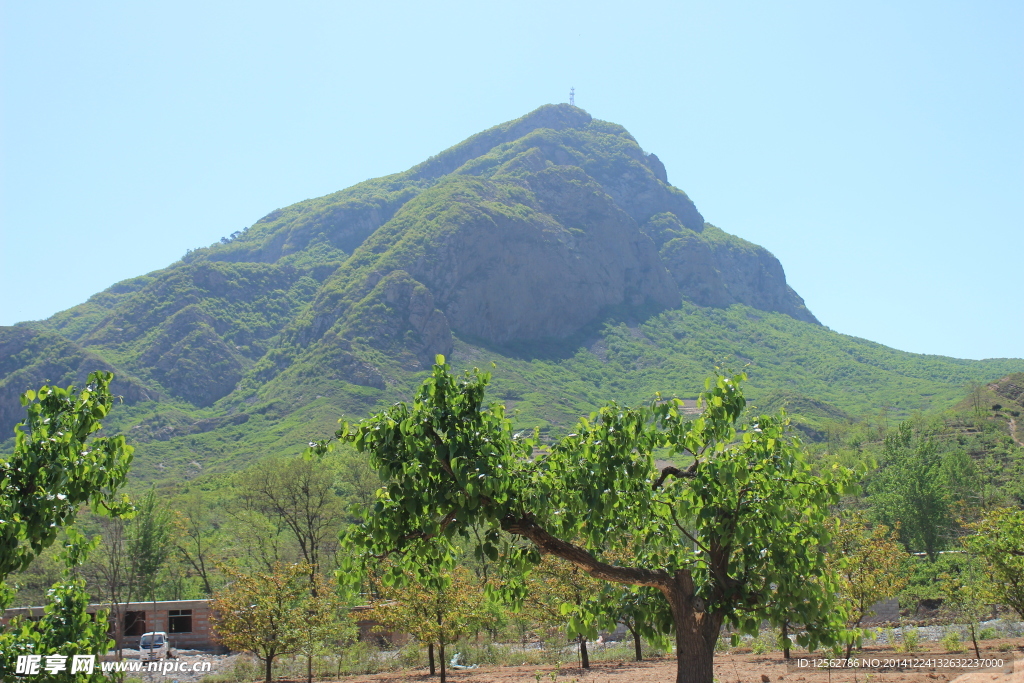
[387,169,681,345]
[658,221,819,324]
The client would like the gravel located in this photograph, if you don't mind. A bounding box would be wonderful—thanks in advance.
[869,620,1024,644]
[112,647,244,682]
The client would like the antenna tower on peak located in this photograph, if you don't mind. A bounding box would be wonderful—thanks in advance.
[569,87,575,106]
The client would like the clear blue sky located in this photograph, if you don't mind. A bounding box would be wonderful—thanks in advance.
[2,1,1021,360]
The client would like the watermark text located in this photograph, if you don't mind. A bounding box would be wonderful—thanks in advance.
[15,654,212,676]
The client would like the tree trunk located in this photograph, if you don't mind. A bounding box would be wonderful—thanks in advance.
[428,644,435,676]
[579,635,589,669]
[112,605,123,659]
[265,655,273,683]
[969,623,980,659]
[627,621,643,661]
[307,652,312,683]
[782,620,790,660]
[500,517,721,683]
[663,575,723,683]
[199,562,213,596]
[439,640,446,683]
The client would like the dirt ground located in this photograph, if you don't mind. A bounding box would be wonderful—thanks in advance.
[309,639,1023,683]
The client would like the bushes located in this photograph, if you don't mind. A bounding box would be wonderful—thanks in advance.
[940,629,965,653]
[894,628,922,653]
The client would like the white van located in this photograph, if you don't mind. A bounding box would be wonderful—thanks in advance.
[139,631,169,661]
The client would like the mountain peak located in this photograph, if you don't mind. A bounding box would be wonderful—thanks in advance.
[5,106,819,425]
[409,104,594,182]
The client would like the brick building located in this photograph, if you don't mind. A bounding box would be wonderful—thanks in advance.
[2,599,218,651]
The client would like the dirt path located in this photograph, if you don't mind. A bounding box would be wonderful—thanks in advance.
[1008,417,1024,448]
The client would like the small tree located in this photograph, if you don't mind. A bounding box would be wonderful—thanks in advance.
[211,561,313,683]
[830,512,910,658]
[172,492,220,597]
[938,557,989,658]
[335,360,856,683]
[605,584,672,661]
[523,555,602,668]
[129,488,173,602]
[364,565,484,682]
[295,573,352,683]
[82,487,174,655]
[593,546,673,661]
[237,453,346,587]
[867,423,955,559]
[83,513,137,656]
[965,507,1024,618]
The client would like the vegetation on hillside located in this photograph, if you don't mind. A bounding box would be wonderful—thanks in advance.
[3,103,1023,683]
[3,104,1022,483]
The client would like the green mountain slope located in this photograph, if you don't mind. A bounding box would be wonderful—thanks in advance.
[3,104,1021,482]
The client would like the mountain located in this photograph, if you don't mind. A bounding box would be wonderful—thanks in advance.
[3,104,1022,480]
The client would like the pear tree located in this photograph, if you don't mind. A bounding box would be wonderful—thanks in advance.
[364,564,483,683]
[0,372,135,681]
[0,371,134,581]
[336,359,855,683]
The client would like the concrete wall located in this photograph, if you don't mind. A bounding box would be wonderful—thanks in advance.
[862,598,901,624]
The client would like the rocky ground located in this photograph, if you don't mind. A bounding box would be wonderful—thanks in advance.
[115,647,244,683]
[305,645,1022,683]
[163,637,1023,683]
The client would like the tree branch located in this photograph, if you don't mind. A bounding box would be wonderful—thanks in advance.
[397,509,459,546]
[500,513,672,589]
[668,504,710,555]
[651,461,697,490]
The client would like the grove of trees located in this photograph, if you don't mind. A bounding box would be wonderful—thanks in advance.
[2,364,1023,683]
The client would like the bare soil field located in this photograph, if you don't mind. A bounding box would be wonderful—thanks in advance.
[307,640,1023,683]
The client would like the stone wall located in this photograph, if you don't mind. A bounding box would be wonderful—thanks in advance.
[862,598,901,624]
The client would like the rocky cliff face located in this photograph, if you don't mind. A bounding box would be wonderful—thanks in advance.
[2,104,820,431]
[326,168,682,346]
[990,373,1024,407]
[276,104,815,366]
[650,216,818,324]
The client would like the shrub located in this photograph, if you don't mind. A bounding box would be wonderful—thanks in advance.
[894,628,921,653]
[199,655,261,683]
[941,630,965,653]
[751,629,776,655]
